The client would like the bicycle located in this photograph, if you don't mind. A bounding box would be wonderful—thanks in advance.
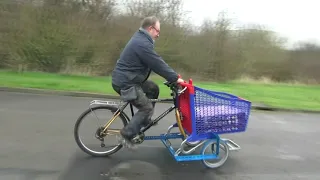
[74,76,252,169]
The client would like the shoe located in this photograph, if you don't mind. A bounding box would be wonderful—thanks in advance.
[117,128,137,150]
[116,135,137,150]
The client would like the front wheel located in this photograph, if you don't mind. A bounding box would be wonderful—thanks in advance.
[185,139,203,147]
[74,104,129,157]
[201,139,229,169]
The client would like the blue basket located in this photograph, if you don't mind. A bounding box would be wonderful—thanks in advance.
[187,86,251,141]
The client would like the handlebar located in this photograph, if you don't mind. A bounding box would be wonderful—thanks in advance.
[163,81,182,95]
[163,75,192,96]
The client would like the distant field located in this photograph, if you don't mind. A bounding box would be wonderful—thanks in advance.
[0,70,319,111]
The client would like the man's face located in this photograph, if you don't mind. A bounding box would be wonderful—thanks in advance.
[147,21,160,40]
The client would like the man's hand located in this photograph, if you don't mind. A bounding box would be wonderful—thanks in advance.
[177,78,184,83]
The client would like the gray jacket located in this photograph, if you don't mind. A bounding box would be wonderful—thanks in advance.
[111,28,179,89]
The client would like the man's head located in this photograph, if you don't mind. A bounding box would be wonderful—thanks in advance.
[141,16,160,40]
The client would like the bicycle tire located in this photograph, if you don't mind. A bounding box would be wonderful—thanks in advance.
[74,104,129,157]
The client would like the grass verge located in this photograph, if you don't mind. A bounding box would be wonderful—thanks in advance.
[0,70,319,111]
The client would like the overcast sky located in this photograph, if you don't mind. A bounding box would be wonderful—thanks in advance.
[182,0,320,48]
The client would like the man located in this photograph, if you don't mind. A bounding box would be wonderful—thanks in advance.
[111,16,184,147]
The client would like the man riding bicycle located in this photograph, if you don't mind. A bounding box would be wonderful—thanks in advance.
[111,16,184,148]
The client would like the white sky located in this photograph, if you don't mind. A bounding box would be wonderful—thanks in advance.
[182,0,320,48]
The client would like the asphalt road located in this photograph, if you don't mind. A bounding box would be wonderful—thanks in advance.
[0,91,320,180]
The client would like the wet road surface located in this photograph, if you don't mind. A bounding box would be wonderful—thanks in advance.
[0,91,319,180]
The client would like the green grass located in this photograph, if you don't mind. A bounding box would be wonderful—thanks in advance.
[0,70,319,111]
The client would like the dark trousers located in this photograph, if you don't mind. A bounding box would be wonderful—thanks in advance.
[112,80,160,139]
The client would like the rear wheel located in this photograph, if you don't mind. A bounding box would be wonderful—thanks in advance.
[74,105,129,157]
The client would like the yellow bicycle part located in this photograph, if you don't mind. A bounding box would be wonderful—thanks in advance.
[175,109,187,138]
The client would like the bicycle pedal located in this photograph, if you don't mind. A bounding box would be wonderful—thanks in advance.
[131,134,145,144]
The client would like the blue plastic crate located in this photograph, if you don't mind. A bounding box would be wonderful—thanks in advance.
[187,86,251,141]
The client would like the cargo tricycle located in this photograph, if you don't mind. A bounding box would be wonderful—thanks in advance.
[74,76,251,168]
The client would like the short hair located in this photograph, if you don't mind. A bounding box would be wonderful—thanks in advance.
[141,16,159,29]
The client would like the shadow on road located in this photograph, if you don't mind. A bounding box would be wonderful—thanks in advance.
[57,146,231,180]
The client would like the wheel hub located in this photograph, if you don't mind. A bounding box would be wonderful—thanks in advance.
[95,127,105,141]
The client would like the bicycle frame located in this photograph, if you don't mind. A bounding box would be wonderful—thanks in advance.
[98,85,188,139]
